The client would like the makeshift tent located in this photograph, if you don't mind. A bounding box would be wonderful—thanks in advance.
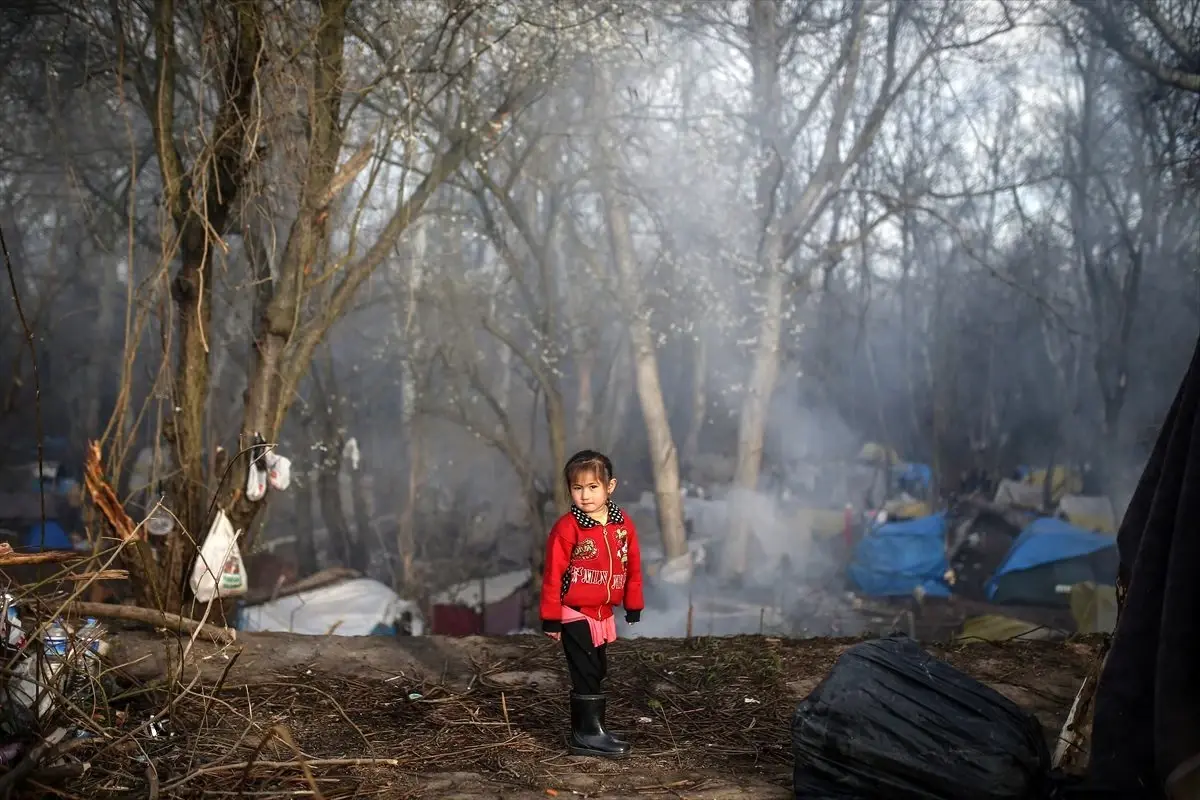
[430,569,530,635]
[993,478,1046,510]
[238,576,423,636]
[1057,494,1117,535]
[986,517,1117,606]
[1023,466,1083,504]
[847,513,952,598]
[22,520,72,551]
[946,507,1024,601]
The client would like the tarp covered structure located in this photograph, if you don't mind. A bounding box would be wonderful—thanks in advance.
[239,577,423,636]
[1056,493,1117,534]
[430,569,529,635]
[1023,466,1083,504]
[993,478,1047,510]
[985,517,1117,606]
[847,513,952,598]
[22,520,72,551]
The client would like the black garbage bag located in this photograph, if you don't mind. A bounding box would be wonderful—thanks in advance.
[792,635,1050,800]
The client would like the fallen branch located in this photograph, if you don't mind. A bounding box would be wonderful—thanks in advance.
[0,550,82,566]
[31,601,237,645]
[62,570,128,582]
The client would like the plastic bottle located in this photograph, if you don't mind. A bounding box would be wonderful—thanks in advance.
[78,616,109,658]
[43,619,69,659]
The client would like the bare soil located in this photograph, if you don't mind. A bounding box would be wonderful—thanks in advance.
[40,632,1099,799]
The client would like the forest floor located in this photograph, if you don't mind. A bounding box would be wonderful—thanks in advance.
[30,631,1097,799]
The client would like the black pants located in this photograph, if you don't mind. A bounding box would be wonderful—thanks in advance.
[562,619,607,695]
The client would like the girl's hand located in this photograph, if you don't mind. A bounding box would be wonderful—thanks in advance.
[546,631,561,641]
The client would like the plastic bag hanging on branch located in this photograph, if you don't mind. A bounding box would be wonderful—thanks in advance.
[791,635,1052,800]
[265,450,291,491]
[189,509,249,602]
[245,433,270,502]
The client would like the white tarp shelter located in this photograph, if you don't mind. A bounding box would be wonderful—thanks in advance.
[239,577,423,637]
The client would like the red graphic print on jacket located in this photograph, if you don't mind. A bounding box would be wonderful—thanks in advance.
[541,501,643,629]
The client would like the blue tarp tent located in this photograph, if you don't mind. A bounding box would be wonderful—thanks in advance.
[985,516,1118,605]
[847,513,952,598]
[22,520,73,551]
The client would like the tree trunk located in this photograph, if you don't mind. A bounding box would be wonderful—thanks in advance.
[395,220,425,593]
[629,323,688,561]
[724,0,787,580]
[725,265,785,576]
[225,0,351,548]
[149,0,265,615]
[162,240,217,612]
[396,428,421,592]
[601,169,688,562]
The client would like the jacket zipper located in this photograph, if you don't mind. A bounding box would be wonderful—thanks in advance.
[603,524,613,605]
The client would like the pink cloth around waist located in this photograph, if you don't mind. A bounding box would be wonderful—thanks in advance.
[561,607,618,647]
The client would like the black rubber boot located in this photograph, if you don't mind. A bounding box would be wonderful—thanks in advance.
[568,693,631,758]
[598,696,630,749]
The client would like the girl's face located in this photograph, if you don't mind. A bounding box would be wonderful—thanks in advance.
[569,470,617,514]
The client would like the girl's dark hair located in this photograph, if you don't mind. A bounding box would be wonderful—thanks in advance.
[564,450,614,486]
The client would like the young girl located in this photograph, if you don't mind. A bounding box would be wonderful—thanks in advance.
[541,449,644,758]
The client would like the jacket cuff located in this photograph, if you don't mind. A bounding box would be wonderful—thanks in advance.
[625,610,641,624]
[542,619,563,633]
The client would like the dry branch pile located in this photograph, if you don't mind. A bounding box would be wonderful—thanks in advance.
[5,633,1097,799]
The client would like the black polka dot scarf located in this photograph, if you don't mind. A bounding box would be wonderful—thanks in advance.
[561,501,625,600]
[568,500,624,529]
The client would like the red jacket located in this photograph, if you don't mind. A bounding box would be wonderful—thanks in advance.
[540,502,644,632]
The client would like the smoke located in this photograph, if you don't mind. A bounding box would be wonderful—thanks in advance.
[622,392,865,639]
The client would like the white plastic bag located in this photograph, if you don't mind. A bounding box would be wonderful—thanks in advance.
[245,459,267,502]
[265,451,292,491]
[189,510,248,602]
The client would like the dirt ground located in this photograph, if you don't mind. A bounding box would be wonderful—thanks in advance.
[41,631,1099,799]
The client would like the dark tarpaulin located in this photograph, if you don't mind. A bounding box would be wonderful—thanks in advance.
[1090,336,1200,797]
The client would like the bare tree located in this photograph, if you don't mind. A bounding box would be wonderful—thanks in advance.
[588,64,690,563]
[1074,0,1200,94]
[722,0,1019,577]
[88,0,604,612]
